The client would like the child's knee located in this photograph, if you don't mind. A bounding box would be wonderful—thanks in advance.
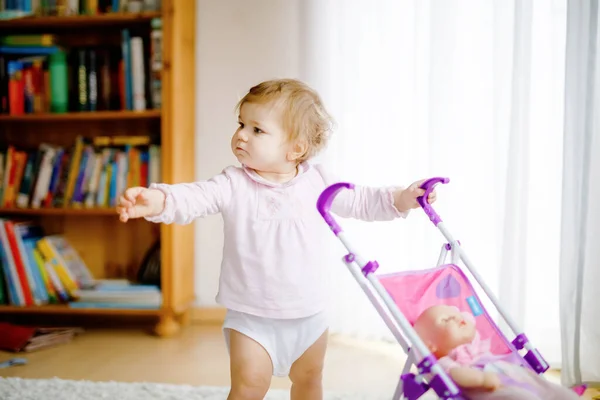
[230,363,271,400]
[230,374,270,400]
[290,363,324,387]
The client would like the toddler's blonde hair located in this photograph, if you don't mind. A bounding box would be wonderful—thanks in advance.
[236,79,334,162]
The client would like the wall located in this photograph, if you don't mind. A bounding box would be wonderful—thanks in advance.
[194,0,302,305]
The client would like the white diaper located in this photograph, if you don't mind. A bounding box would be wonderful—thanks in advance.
[222,309,329,377]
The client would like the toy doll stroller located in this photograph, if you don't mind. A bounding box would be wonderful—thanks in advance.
[317,178,585,400]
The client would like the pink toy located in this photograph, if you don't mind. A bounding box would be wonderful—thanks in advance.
[317,178,584,400]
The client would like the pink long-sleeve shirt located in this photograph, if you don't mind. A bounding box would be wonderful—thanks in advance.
[146,162,407,319]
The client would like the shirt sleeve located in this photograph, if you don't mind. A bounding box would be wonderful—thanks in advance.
[144,168,234,225]
[314,164,409,221]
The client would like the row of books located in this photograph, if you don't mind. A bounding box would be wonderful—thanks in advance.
[0,219,93,306]
[69,279,161,309]
[1,0,160,16]
[0,217,161,309]
[0,135,161,210]
[0,23,162,114]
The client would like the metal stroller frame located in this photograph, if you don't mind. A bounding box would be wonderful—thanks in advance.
[316,177,550,400]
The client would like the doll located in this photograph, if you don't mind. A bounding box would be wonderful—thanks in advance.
[412,305,580,400]
[413,304,502,391]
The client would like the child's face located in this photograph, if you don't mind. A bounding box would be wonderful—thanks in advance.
[231,101,296,173]
[413,305,477,357]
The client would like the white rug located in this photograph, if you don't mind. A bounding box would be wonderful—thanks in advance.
[0,377,394,400]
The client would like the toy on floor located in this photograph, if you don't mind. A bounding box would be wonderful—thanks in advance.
[317,177,584,400]
[0,357,27,368]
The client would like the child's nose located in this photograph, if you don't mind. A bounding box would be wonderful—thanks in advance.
[238,130,248,141]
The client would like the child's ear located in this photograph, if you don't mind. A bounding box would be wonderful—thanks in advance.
[287,140,308,162]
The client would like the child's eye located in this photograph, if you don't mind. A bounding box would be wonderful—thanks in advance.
[253,127,263,134]
[238,121,244,128]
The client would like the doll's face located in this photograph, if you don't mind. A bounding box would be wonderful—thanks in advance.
[413,305,477,358]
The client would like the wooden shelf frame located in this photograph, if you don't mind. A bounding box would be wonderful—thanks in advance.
[0,12,162,30]
[0,0,197,338]
[0,110,161,122]
[0,207,116,216]
[0,304,161,316]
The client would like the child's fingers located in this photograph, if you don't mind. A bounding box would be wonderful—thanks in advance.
[119,208,129,222]
[125,193,136,204]
[119,198,133,208]
[125,190,139,204]
[427,191,437,203]
[412,187,425,197]
[124,187,145,204]
[409,183,424,193]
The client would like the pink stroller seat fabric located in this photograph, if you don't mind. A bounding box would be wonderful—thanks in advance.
[377,264,518,359]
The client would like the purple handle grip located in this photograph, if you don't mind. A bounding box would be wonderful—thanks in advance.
[417,177,449,226]
[317,182,355,235]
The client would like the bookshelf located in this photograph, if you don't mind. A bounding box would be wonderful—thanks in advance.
[0,0,196,337]
[0,109,161,121]
[0,12,162,30]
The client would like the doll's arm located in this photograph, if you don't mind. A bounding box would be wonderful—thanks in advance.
[448,366,501,391]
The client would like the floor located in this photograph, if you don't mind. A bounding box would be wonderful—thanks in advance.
[0,324,597,399]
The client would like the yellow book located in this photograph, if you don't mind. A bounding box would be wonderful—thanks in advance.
[36,238,79,296]
[94,136,151,147]
[103,163,112,207]
[39,235,95,289]
[33,248,58,304]
[63,136,85,208]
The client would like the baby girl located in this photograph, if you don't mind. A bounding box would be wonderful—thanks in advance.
[412,305,580,399]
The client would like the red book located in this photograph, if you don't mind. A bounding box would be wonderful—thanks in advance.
[140,158,148,188]
[0,322,36,352]
[3,220,34,306]
[0,322,83,352]
[8,61,24,116]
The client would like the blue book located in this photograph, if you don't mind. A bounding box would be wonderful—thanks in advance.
[0,46,59,55]
[121,29,132,110]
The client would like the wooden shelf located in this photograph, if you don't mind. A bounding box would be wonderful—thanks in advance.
[0,304,161,316]
[0,110,161,122]
[0,0,196,337]
[0,12,162,30]
[0,207,116,216]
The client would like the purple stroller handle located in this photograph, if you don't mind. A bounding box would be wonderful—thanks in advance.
[317,182,355,235]
[417,177,449,226]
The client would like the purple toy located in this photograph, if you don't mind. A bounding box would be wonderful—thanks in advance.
[317,178,578,400]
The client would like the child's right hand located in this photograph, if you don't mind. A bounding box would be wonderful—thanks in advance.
[116,187,166,223]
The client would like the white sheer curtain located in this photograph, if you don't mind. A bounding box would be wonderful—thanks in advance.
[559,0,600,387]
[300,0,567,367]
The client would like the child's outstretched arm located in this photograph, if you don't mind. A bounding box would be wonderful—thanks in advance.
[392,180,437,213]
[117,169,233,225]
[316,166,436,221]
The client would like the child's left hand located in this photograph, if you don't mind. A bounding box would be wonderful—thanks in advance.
[393,180,437,212]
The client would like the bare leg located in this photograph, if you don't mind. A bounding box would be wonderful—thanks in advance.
[226,329,273,400]
[289,329,328,400]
